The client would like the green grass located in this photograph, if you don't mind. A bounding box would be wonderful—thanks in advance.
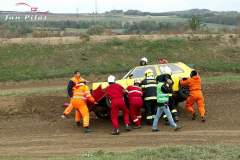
[3,145,239,160]
[0,36,240,82]
[205,23,237,29]
[0,88,65,96]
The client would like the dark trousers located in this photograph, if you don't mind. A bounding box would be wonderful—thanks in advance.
[144,100,157,125]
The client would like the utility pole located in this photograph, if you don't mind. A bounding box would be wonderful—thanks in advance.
[95,0,97,14]
[76,7,78,14]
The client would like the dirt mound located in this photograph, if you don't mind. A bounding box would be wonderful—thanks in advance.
[0,83,240,158]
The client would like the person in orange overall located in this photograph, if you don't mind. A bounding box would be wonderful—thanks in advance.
[179,70,206,122]
[61,70,85,126]
[71,81,97,133]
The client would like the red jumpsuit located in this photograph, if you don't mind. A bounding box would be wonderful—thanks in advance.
[126,85,143,127]
[106,83,130,130]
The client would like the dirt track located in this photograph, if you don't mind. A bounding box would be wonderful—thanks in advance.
[0,82,240,158]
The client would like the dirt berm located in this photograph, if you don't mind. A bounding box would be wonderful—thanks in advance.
[0,83,240,158]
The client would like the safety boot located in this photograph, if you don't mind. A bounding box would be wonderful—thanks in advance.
[164,121,170,126]
[125,124,132,131]
[202,117,206,122]
[174,126,182,131]
[84,127,93,133]
[192,112,197,120]
[133,125,141,129]
[152,128,161,132]
[76,122,81,126]
[61,114,67,119]
[174,116,179,122]
[111,128,120,135]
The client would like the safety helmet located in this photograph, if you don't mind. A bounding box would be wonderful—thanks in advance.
[108,75,116,83]
[164,66,172,75]
[140,57,148,66]
[144,69,154,77]
[134,78,142,85]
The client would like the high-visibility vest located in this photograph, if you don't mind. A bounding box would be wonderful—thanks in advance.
[72,84,94,103]
[70,76,82,92]
[157,83,169,103]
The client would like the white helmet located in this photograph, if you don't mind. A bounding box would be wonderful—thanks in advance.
[134,78,142,85]
[140,57,148,65]
[164,66,172,75]
[108,75,116,83]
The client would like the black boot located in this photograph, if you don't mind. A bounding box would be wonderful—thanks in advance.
[164,121,170,126]
[84,127,93,133]
[111,128,120,135]
[76,122,81,126]
[192,112,197,120]
[125,124,132,131]
[152,128,161,132]
[174,116,179,122]
[174,126,182,131]
[133,125,141,129]
[202,117,206,122]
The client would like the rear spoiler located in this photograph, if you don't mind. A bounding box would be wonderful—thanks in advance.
[187,64,195,69]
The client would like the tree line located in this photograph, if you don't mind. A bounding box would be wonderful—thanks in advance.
[123,9,240,25]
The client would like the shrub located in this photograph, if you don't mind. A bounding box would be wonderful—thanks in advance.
[87,25,106,35]
[104,38,124,46]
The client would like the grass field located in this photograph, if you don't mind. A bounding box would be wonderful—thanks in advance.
[2,145,237,160]
[0,34,240,82]
[69,145,240,160]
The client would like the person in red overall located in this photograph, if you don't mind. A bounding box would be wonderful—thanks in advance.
[106,75,132,135]
[157,58,169,64]
[126,78,143,129]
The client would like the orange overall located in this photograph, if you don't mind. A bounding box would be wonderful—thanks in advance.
[63,75,83,122]
[71,83,96,127]
[180,75,205,118]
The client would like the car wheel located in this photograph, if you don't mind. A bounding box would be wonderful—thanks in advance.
[94,111,111,119]
[106,97,111,108]
[178,82,190,100]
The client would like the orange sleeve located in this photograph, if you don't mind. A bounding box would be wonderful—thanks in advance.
[85,86,95,103]
[180,79,190,86]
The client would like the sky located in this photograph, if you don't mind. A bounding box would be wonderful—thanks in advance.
[0,0,239,13]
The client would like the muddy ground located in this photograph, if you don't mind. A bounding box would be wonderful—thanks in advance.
[0,82,240,158]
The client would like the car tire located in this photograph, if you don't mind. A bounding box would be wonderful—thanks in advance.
[178,82,190,100]
[106,97,111,108]
[94,111,111,119]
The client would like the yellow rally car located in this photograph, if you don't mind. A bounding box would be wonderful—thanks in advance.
[91,62,194,119]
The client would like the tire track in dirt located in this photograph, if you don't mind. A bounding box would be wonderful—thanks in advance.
[0,83,240,158]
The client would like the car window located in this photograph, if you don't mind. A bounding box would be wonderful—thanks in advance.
[158,65,184,74]
[122,68,134,79]
[130,66,157,79]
